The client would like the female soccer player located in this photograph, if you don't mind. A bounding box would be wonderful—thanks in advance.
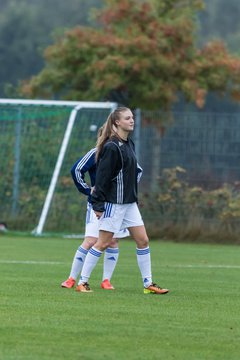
[61,129,129,290]
[76,107,169,294]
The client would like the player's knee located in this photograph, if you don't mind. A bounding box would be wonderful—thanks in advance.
[96,232,114,251]
[109,238,118,248]
[95,240,110,251]
[136,236,149,248]
[83,237,97,248]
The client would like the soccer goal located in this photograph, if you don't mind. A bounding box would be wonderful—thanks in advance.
[0,99,116,235]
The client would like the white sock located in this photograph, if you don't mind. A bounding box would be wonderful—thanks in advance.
[69,246,88,280]
[136,247,152,288]
[102,247,119,281]
[79,246,103,284]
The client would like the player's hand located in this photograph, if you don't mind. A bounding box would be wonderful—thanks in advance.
[94,211,103,219]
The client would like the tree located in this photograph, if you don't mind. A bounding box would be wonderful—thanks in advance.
[21,0,240,110]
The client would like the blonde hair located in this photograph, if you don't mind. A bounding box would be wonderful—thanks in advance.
[96,107,130,160]
[97,125,104,138]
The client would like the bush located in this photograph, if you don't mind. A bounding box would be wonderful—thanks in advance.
[140,167,240,243]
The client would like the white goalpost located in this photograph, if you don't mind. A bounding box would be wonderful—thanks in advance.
[0,99,117,235]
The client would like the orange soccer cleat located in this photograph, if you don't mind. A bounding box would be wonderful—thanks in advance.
[75,282,93,293]
[144,283,169,295]
[61,277,76,288]
[101,279,115,290]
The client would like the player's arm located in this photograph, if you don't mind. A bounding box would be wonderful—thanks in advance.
[129,138,143,182]
[91,143,121,212]
[71,148,96,196]
[137,163,143,182]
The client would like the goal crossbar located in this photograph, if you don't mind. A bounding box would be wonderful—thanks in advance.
[0,99,116,108]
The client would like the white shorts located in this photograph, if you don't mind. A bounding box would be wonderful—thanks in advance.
[98,202,144,234]
[85,202,129,238]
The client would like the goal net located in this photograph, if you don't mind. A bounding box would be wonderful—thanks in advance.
[0,99,116,235]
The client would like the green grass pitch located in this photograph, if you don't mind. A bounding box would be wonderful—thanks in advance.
[0,234,239,360]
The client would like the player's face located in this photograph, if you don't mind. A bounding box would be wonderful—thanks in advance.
[116,110,134,132]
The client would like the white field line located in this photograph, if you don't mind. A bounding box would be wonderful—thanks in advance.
[0,260,239,269]
[0,260,65,265]
[169,264,240,269]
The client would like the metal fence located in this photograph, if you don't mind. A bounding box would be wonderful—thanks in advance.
[134,110,240,241]
[137,111,240,188]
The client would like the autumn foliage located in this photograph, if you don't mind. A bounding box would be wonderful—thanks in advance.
[21,0,240,110]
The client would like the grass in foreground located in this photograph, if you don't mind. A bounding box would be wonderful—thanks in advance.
[0,234,239,360]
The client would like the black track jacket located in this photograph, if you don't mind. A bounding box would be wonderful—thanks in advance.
[91,136,142,212]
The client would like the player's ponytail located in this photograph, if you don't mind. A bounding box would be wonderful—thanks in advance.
[95,107,129,161]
